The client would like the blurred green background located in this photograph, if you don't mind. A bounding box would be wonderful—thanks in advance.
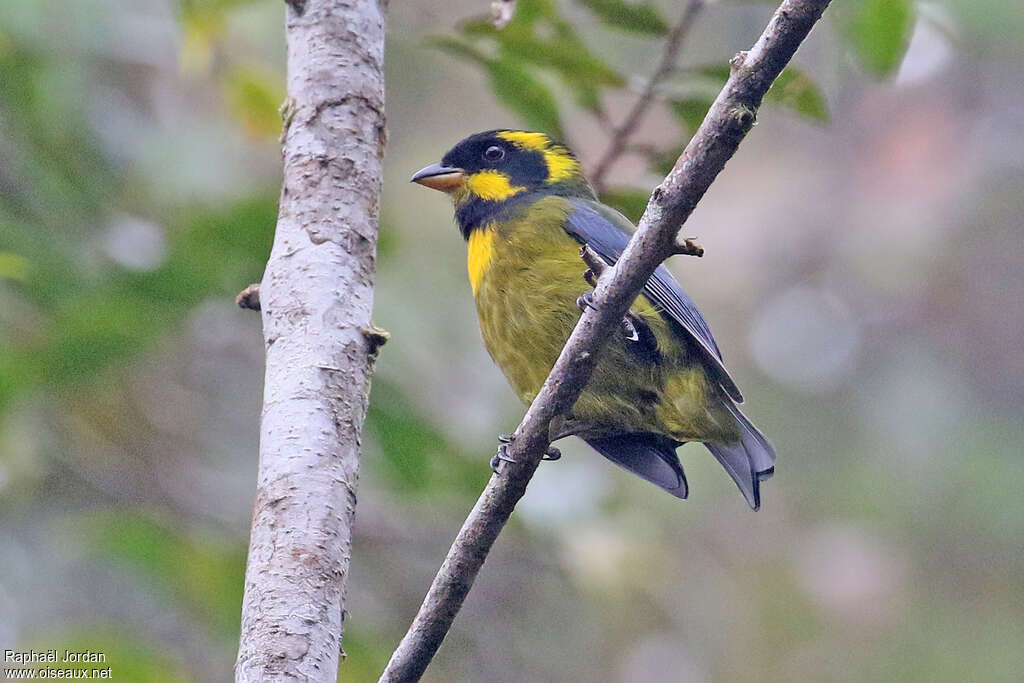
[1,0,1022,681]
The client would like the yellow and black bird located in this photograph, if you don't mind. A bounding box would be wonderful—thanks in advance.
[412,130,775,508]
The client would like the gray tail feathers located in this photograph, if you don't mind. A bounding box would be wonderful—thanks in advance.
[704,402,776,510]
[584,433,688,499]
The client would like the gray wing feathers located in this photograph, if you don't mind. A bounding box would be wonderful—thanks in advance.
[564,199,743,402]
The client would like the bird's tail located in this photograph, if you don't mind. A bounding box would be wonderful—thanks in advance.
[704,401,775,510]
[584,433,688,499]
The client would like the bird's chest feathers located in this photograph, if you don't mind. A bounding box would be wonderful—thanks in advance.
[468,213,585,402]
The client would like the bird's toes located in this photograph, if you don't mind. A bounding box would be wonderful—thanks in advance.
[490,442,516,474]
[576,291,597,312]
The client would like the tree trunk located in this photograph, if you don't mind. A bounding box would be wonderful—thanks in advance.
[235,1,386,681]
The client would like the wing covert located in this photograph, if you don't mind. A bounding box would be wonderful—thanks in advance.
[565,198,743,402]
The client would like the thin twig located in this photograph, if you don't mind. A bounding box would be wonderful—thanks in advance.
[590,0,705,193]
[378,2,833,681]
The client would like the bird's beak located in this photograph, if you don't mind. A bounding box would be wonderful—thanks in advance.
[410,162,466,192]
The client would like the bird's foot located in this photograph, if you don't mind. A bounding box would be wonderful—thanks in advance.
[490,434,561,473]
[490,443,516,473]
[576,290,597,312]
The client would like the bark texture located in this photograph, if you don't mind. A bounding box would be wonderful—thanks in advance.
[235,1,386,681]
[379,1,831,680]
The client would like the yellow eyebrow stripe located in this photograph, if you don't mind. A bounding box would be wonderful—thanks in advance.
[466,225,497,295]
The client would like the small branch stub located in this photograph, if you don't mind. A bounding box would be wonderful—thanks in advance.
[580,245,609,287]
[672,238,704,257]
[362,324,391,358]
[236,283,262,310]
[491,0,518,29]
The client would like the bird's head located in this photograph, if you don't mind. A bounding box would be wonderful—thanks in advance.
[411,130,594,236]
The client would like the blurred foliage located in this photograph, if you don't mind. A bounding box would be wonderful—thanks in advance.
[81,509,246,640]
[840,0,917,76]
[577,0,669,36]
[0,198,276,409]
[365,376,489,497]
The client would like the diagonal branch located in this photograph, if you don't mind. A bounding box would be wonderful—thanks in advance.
[590,0,705,193]
[379,1,833,681]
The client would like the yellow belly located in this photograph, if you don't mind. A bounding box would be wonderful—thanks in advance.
[469,197,737,443]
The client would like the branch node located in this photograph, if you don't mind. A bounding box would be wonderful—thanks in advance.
[361,325,391,358]
[729,105,758,133]
[236,284,262,310]
[579,245,610,280]
[730,50,749,72]
[671,237,704,257]
[284,0,307,16]
[490,0,518,29]
[279,97,298,143]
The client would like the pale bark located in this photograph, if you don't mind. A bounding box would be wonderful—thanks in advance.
[235,1,386,681]
[379,1,832,680]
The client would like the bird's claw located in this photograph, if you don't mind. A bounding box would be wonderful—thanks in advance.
[576,290,597,312]
[490,443,516,473]
[490,436,561,473]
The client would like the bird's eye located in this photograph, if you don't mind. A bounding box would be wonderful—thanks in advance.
[483,146,505,162]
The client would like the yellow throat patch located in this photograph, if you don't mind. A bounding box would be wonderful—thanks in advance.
[496,130,581,184]
[466,225,497,295]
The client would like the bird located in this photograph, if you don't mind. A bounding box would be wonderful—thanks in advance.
[411,129,775,509]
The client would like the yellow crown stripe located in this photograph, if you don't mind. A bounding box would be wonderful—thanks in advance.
[496,130,550,151]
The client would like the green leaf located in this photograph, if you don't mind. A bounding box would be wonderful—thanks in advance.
[485,58,564,139]
[577,0,669,35]
[681,64,828,123]
[842,0,916,76]
[462,19,622,88]
[429,36,489,65]
[696,64,731,85]
[512,0,559,25]
[0,250,29,280]
[365,377,441,492]
[459,17,620,116]
[669,97,714,133]
[600,188,651,223]
[766,67,829,122]
[225,65,286,139]
[365,376,491,497]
